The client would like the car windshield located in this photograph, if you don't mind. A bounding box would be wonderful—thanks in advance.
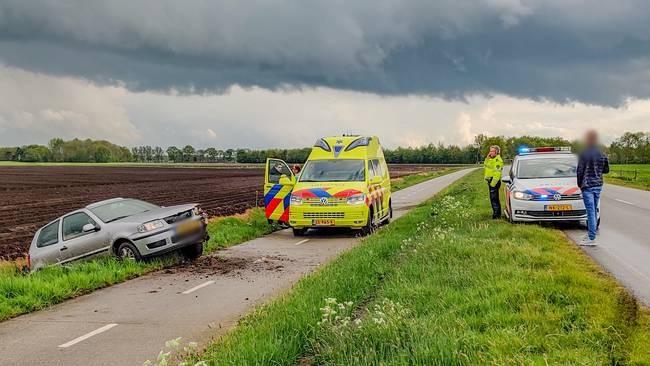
[89,199,159,223]
[299,159,365,182]
[517,156,577,179]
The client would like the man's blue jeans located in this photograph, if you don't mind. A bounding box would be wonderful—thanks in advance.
[582,186,602,240]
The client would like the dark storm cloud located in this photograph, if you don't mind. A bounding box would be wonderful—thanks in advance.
[1,0,650,105]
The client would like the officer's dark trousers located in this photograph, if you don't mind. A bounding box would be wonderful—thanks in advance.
[487,179,501,219]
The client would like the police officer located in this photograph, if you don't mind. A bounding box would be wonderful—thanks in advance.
[484,145,504,219]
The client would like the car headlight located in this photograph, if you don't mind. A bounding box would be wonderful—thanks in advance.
[137,219,165,233]
[347,193,366,205]
[512,191,533,200]
[290,195,302,206]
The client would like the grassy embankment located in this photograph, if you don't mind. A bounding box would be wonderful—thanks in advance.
[0,169,453,322]
[607,164,650,191]
[194,170,650,365]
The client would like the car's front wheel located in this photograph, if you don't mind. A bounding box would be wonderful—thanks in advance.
[116,241,142,261]
[181,242,203,261]
[361,207,376,236]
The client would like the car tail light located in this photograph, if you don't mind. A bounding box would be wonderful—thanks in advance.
[26,254,31,270]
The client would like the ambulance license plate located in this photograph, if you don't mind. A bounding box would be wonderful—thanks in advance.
[177,220,202,235]
[545,204,572,211]
[312,219,335,226]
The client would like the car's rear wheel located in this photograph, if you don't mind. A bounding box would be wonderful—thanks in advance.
[116,241,142,261]
[181,242,203,261]
[292,228,307,237]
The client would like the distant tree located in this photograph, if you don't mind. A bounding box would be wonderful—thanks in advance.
[48,138,65,162]
[205,148,218,162]
[182,145,196,162]
[166,146,182,163]
[153,146,165,162]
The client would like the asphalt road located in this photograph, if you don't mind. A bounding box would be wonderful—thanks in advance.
[0,168,474,366]
[563,183,650,306]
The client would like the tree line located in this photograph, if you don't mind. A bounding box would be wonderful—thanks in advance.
[1,132,648,164]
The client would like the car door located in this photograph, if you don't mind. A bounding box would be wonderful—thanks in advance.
[264,158,294,222]
[34,219,65,266]
[61,211,109,262]
[368,159,385,219]
[379,158,391,215]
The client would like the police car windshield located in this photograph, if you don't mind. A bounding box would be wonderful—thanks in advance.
[299,159,365,182]
[517,157,577,179]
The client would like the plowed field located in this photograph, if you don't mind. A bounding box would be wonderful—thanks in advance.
[0,164,442,260]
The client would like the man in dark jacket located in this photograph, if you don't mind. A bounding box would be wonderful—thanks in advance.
[576,130,609,246]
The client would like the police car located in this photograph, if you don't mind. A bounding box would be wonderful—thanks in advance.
[502,147,598,225]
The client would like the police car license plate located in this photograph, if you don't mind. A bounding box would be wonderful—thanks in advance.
[312,219,335,226]
[177,220,202,235]
[545,204,572,211]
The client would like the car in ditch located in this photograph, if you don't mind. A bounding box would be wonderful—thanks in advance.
[502,147,599,226]
[28,198,208,270]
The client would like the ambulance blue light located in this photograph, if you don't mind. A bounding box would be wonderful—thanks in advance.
[518,147,530,154]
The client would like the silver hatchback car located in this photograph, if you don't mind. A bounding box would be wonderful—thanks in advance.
[28,198,208,270]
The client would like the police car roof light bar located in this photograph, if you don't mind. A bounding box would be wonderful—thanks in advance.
[518,146,571,155]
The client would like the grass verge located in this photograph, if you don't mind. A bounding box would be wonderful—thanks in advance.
[0,170,455,322]
[390,167,460,191]
[606,164,650,191]
[195,170,650,365]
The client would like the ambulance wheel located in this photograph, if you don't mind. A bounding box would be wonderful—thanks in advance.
[292,228,307,237]
[384,201,393,225]
[362,208,376,236]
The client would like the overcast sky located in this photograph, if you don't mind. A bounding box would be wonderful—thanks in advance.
[1,0,649,149]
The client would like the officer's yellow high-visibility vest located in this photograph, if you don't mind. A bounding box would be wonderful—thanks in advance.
[484,155,503,187]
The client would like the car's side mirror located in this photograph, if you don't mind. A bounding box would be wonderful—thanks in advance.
[279,174,295,186]
[501,176,512,184]
[82,223,99,233]
[370,176,382,185]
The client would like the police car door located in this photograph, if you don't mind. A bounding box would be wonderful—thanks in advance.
[264,158,294,222]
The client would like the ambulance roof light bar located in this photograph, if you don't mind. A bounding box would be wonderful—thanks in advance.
[518,146,571,155]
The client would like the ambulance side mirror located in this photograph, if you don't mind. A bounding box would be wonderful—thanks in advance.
[279,175,295,186]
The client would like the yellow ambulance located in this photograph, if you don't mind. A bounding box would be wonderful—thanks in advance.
[263,135,392,236]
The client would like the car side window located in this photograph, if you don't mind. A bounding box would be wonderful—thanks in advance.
[37,220,60,247]
[63,212,97,241]
[268,159,292,184]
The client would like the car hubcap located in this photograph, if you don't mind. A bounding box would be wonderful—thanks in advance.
[120,247,135,260]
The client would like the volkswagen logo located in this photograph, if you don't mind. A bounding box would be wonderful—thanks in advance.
[320,197,329,205]
[553,193,562,201]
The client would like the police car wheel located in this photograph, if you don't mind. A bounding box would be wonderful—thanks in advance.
[292,228,307,236]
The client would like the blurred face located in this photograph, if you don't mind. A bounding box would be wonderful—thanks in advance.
[584,130,598,147]
[488,147,497,158]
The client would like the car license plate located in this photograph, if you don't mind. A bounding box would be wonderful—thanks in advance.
[177,220,202,235]
[545,204,572,211]
[312,219,335,226]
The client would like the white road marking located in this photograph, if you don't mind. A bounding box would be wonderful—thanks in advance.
[58,323,118,348]
[181,280,215,295]
[614,198,635,206]
[294,239,310,246]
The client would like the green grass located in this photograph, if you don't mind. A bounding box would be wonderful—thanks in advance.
[390,167,460,191]
[0,210,274,321]
[195,170,650,365]
[607,164,650,191]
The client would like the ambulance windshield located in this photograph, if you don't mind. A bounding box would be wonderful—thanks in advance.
[299,159,365,182]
